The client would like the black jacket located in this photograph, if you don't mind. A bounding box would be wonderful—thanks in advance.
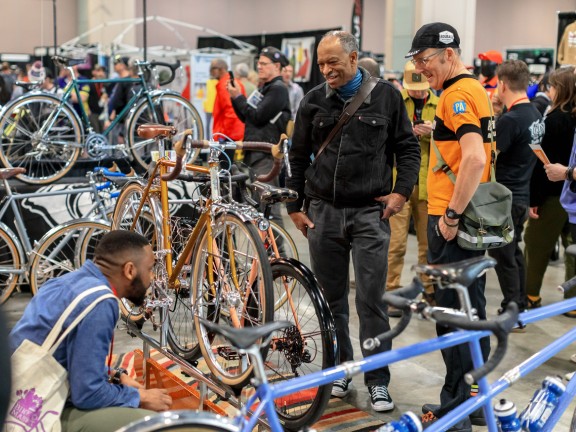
[286,68,420,211]
[231,75,290,165]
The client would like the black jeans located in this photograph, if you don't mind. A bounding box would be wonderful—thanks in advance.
[488,203,529,311]
[427,215,491,417]
[307,198,391,386]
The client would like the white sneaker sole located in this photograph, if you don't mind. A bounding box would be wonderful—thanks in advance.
[331,383,352,398]
[371,401,395,412]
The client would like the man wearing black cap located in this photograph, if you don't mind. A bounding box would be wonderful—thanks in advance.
[228,46,291,221]
[286,30,420,412]
[406,22,494,432]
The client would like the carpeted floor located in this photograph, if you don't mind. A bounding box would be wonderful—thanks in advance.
[111,349,384,431]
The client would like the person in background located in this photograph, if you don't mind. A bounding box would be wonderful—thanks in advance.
[9,231,172,432]
[0,62,16,100]
[358,57,381,78]
[385,60,438,317]
[228,46,291,224]
[88,64,107,133]
[531,71,552,115]
[210,57,246,162]
[407,22,494,432]
[487,60,542,330]
[281,64,304,121]
[203,72,218,138]
[478,50,503,100]
[235,62,257,98]
[0,75,11,105]
[524,66,576,312]
[287,30,420,413]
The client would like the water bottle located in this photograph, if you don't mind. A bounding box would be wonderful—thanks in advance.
[519,376,566,431]
[494,399,521,431]
[376,412,422,432]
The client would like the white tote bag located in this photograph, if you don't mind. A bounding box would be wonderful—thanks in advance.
[4,286,117,432]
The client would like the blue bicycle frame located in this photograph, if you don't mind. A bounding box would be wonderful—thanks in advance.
[234,297,576,432]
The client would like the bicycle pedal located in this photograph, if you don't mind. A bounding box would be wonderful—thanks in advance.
[217,346,241,360]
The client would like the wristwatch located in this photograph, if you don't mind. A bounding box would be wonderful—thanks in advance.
[445,207,462,220]
[109,367,128,384]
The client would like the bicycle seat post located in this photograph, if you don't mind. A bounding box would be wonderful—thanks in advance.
[450,282,477,320]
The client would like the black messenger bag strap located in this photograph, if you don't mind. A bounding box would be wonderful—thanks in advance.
[315,76,379,159]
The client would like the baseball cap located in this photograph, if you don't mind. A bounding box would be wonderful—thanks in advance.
[113,55,130,67]
[260,47,289,67]
[405,22,460,58]
[403,61,429,90]
[478,50,503,64]
[28,61,46,82]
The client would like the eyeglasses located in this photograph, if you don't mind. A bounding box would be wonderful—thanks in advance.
[411,49,445,67]
[257,61,273,67]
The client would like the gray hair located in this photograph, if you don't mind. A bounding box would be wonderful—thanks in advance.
[235,62,250,78]
[212,58,228,70]
[321,30,359,54]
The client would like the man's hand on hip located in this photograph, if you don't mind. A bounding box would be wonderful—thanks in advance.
[375,193,407,219]
[289,212,314,238]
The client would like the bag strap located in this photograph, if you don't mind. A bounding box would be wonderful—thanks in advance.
[430,87,497,185]
[315,76,379,159]
[42,286,116,351]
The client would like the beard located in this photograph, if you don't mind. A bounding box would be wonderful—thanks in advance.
[126,274,149,307]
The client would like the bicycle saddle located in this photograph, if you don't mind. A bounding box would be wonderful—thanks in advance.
[251,181,298,204]
[137,124,177,140]
[412,256,496,287]
[0,167,26,180]
[198,318,293,350]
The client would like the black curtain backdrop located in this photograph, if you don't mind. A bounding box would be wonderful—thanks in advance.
[198,28,341,93]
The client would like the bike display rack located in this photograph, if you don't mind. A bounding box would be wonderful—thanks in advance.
[124,319,272,430]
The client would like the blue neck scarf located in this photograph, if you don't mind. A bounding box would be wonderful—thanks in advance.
[337,69,362,100]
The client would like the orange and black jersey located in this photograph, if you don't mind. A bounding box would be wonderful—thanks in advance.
[428,74,495,215]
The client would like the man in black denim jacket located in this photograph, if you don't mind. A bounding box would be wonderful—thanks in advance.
[286,30,420,412]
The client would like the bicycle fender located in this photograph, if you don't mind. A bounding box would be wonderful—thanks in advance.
[0,222,25,266]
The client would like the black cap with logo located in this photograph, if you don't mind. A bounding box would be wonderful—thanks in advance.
[405,22,460,58]
[260,47,289,67]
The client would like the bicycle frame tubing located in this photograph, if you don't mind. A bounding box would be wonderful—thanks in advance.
[59,75,147,135]
[236,296,576,432]
[0,177,109,253]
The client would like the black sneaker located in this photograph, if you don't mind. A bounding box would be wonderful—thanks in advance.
[368,385,394,412]
[331,378,352,397]
[422,403,486,426]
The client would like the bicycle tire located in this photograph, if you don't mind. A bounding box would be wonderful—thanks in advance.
[0,94,82,185]
[112,181,159,322]
[265,220,299,311]
[266,220,299,261]
[192,212,274,388]
[267,258,337,431]
[0,225,22,305]
[29,220,110,295]
[127,92,203,171]
[116,410,240,432]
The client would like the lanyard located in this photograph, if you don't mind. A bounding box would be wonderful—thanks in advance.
[507,96,529,110]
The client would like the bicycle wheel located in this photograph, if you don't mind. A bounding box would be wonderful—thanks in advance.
[127,92,203,171]
[29,220,110,295]
[264,220,300,311]
[0,225,22,305]
[112,181,159,321]
[192,212,274,388]
[265,220,299,261]
[0,94,82,184]
[266,258,336,431]
[116,410,240,432]
[165,216,200,361]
